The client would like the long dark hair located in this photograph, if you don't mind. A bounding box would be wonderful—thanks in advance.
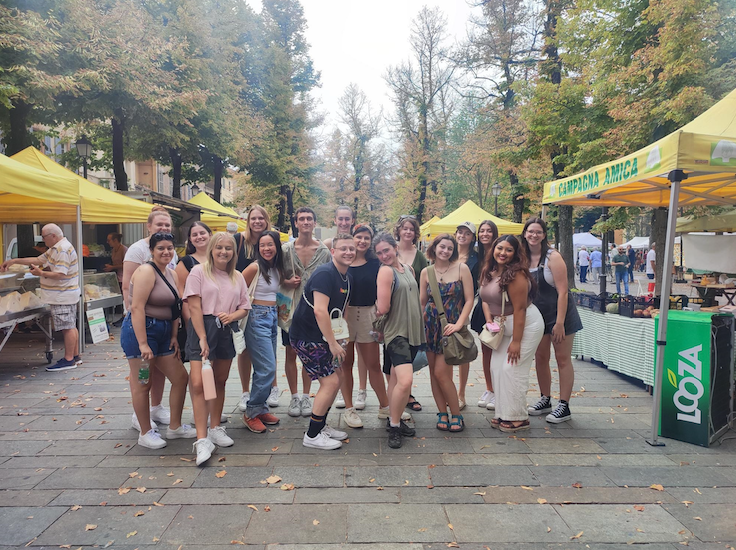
[476,219,499,262]
[185,221,212,255]
[255,230,284,285]
[521,216,551,266]
[352,224,376,260]
[480,235,536,299]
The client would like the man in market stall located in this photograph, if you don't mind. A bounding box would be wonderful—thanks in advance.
[1,224,81,372]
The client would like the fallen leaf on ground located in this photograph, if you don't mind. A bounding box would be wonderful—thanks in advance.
[126,531,137,538]
[634,505,645,512]
[280,483,295,491]
[153,502,164,507]
[215,470,227,478]
[682,500,693,507]
[369,478,375,483]
[650,484,664,491]
[474,491,486,496]
[313,519,320,526]
[247,505,258,511]
[448,523,454,530]
[129,471,139,478]
[180,457,193,462]
[694,516,702,521]
[70,505,82,511]
[173,479,183,485]
[417,528,427,532]
[85,524,97,531]
[230,541,245,545]
[694,488,702,494]
[136,487,146,493]
[134,511,145,517]
[377,486,384,490]
[547,527,551,533]
[265,475,282,484]
[447,543,460,548]
[537,498,548,504]
[218,457,226,462]
[118,487,131,495]
[427,484,434,489]
[271,447,279,452]
[572,482,583,489]
[570,531,583,540]
[521,486,533,491]
[264,505,271,512]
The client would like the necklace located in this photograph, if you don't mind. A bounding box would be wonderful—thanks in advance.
[435,264,451,282]
[337,268,349,283]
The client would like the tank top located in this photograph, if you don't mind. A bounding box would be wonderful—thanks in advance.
[253,267,280,302]
[383,264,424,347]
[129,265,177,320]
[529,248,555,287]
[479,276,517,317]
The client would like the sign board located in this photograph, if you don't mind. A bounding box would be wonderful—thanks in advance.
[86,308,109,344]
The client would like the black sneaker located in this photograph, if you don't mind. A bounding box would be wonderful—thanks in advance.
[387,426,402,449]
[546,402,572,424]
[385,418,415,436]
[528,395,552,416]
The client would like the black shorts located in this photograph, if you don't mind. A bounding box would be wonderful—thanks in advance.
[281,328,291,347]
[382,336,420,375]
[187,315,236,361]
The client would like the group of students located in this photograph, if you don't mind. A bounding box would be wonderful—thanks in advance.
[119,205,582,465]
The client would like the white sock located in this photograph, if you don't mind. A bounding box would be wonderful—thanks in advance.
[292,393,299,399]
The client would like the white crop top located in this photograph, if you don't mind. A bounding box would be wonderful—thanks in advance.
[529,248,556,288]
[253,268,280,301]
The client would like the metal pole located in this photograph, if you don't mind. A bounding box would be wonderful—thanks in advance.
[599,207,608,299]
[76,205,85,354]
[494,195,498,217]
[647,170,686,446]
[82,159,87,181]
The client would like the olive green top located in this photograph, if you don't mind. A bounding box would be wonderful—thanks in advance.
[410,249,428,287]
[384,264,425,347]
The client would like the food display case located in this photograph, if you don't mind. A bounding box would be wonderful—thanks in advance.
[0,273,54,363]
[84,272,123,310]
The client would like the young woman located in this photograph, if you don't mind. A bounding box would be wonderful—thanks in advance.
[337,224,390,428]
[235,206,280,413]
[393,215,427,412]
[241,231,284,433]
[184,233,251,465]
[420,234,474,433]
[122,206,178,430]
[175,222,212,362]
[471,220,499,410]
[521,217,583,424]
[374,232,424,449]
[120,232,195,449]
[323,205,356,250]
[454,222,478,410]
[479,235,544,433]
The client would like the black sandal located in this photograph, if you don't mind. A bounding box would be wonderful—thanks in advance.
[406,395,422,412]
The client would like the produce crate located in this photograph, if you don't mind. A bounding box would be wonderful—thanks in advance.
[574,292,596,309]
[618,295,656,318]
[653,294,689,310]
[590,293,618,313]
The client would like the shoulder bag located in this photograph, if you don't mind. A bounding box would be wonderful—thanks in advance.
[276,246,298,331]
[148,262,182,321]
[479,289,507,350]
[427,265,478,365]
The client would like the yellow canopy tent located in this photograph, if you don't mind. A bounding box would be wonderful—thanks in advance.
[11,147,153,223]
[419,215,440,237]
[187,192,246,232]
[542,87,736,446]
[677,208,736,233]
[426,200,525,238]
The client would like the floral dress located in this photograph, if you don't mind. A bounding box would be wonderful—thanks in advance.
[424,280,465,354]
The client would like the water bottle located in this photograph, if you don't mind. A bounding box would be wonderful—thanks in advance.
[332,339,348,368]
[138,360,150,385]
[202,359,217,401]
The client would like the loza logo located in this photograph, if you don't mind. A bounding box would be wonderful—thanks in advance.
[667,345,703,424]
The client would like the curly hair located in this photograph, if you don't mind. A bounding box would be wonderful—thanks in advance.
[393,216,420,245]
[479,235,536,299]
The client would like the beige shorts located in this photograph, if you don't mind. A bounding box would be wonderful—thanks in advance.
[347,305,376,344]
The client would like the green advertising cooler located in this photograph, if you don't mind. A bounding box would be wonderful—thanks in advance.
[655,310,735,447]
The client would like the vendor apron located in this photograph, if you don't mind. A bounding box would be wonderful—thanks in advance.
[531,249,583,336]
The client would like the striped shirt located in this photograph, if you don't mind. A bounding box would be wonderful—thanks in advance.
[40,237,80,305]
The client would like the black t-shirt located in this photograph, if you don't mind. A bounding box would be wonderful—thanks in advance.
[289,262,351,343]
[348,258,380,306]
[234,233,256,272]
[181,255,200,272]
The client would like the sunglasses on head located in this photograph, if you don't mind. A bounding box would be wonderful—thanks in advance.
[399,215,416,221]
[151,232,175,244]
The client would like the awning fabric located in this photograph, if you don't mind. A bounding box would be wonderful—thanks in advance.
[543,88,736,208]
[677,208,736,232]
[424,201,525,238]
[419,216,440,236]
[187,193,246,232]
[11,147,154,224]
[0,153,80,223]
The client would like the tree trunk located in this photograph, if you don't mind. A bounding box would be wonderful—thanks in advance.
[5,99,33,156]
[558,204,576,289]
[276,189,288,233]
[286,186,295,236]
[213,155,223,203]
[111,109,128,191]
[651,207,668,296]
[169,148,182,199]
[416,177,428,226]
[509,171,525,223]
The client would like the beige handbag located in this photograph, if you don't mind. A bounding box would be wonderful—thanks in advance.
[480,290,507,350]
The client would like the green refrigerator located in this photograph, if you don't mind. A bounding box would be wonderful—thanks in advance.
[655,310,734,447]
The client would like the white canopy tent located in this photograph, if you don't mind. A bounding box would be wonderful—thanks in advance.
[622,236,650,249]
[573,232,602,248]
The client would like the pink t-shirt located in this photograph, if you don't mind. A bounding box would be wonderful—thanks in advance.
[183,264,251,316]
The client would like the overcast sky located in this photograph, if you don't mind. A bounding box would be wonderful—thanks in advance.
[247,1,480,133]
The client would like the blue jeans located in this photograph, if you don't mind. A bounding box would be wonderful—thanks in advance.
[579,265,588,283]
[244,305,278,418]
[615,271,629,295]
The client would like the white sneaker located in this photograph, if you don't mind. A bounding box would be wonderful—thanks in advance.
[321,424,348,441]
[485,393,496,411]
[300,395,313,417]
[303,431,342,450]
[478,390,492,407]
[401,411,412,421]
[150,404,171,424]
[208,425,234,447]
[131,413,157,433]
[267,386,280,407]
[238,392,250,412]
[138,429,166,449]
[166,424,197,439]
[377,407,412,422]
[288,396,301,417]
[355,389,367,410]
[193,438,215,466]
[335,390,346,408]
[343,408,363,428]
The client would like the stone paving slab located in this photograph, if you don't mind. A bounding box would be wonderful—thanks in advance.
[600,466,736,487]
[444,503,571,542]
[295,487,400,503]
[49,488,168,506]
[36,467,136,490]
[427,465,537,487]
[345,466,430,487]
[161,487,295,504]
[530,465,617,487]
[0,489,61,506]
[662,503,736,542]
[0,467,55,489]
[161,504,253,546]
[121,467,202,489]
[480,486,678,504]
[346,503,451,543]
[245,504,347,544]
[191,467,276,488]
[0,505,66,546]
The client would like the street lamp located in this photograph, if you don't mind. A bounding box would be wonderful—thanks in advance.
[74,135,92,180]
[191,184,201,196]
[491,183,501,216]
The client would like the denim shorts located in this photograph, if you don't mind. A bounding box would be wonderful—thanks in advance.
[120,314,175,359]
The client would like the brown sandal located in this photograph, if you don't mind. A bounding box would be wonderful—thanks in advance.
[490,417,503,429]
[499,419,530,433]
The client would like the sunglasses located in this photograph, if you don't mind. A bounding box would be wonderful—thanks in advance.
[399,215,416,221]
[150,232,175,244]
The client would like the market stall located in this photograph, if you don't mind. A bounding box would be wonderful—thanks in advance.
[543,86,736,446]
[422,200,525,239]
[187,192,246,232]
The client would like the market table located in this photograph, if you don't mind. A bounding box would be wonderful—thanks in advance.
[571,308,656,386]
[688,284,736,307]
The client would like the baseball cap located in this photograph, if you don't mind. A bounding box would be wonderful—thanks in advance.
[456,221,476,234]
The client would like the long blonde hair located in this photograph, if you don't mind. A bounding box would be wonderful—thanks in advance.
[203,232,239,284]
[244,205,271,259]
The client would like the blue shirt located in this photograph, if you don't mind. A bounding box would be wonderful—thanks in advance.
[590,250,602,268]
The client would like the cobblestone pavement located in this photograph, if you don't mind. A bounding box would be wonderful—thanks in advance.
[0,325,734,550]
